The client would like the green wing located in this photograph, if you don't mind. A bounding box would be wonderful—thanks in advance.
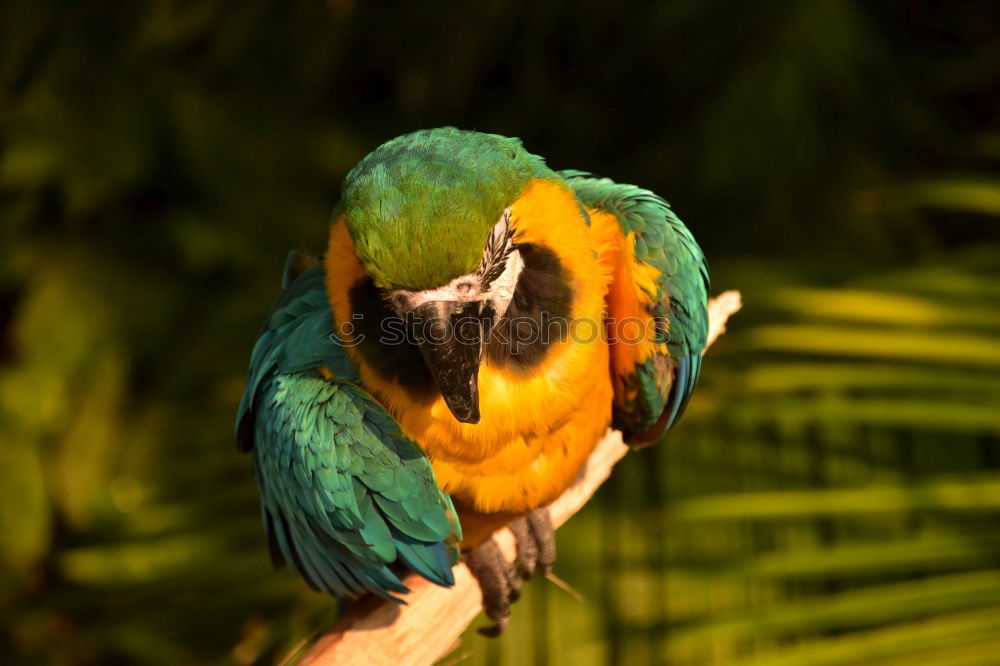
[561,171,710,443]
[235,254,461,601]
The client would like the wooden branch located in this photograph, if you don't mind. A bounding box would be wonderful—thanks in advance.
[297,291,742,666]
[704,290,742,351]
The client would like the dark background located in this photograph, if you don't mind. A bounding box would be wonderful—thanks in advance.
[2,2,1000,664]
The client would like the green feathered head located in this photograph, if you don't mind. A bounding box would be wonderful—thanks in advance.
[341,127,554,290]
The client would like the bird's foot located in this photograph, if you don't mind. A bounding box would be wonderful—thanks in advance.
[509,508,556,579]
[466,508,556,637]
[466,538,520,637]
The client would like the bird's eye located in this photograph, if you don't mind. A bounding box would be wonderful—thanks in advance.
[456,281,474,294]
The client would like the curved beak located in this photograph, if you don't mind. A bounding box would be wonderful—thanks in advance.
[406,300,486,424]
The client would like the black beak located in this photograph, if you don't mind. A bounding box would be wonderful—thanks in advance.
[406,300,486,424]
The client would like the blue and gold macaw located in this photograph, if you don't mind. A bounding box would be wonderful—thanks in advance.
[236,128,709,634]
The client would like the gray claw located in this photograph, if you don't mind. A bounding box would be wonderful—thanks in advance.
[527,508,556,575]
[467,538,520,637]
[510,508,556,578]
[466,508,558,637]
[509,518,538,578]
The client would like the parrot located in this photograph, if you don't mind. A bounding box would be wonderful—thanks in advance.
[235,127,709,635]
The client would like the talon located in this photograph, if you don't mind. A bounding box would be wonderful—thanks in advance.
[466,508,558,638]
[527,508,556,575]
[509,517,538,578]
[511,508,556,578]
[466,538,520,637]
[477,616,508,638]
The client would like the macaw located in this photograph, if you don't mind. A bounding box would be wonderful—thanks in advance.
[236,128,709,634]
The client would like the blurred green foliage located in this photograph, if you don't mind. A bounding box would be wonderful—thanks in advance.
[1,1,999,664]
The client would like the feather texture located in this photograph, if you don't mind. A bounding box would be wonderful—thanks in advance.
[236,255,461,601]
[561,170,710,443]
[342,127,556,290]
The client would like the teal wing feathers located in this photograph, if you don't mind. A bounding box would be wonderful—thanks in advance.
[560,170,710,443]
[235,253,461,600]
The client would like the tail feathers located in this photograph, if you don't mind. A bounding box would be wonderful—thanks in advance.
[624,352,703,449]
[394,538,456,588]
[663,353,701,432]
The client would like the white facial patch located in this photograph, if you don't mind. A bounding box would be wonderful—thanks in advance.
[388,273,483,313]
[387,208,523,318]
[485,245,523,321]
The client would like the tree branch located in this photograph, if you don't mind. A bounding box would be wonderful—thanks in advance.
[296,291,742,666]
